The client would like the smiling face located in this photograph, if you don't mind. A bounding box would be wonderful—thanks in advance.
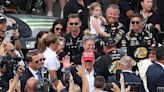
[83,40,95,52]
[106,7,120,24]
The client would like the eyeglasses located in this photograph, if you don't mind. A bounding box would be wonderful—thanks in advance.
[69,22,79,26]
[131,21,140,24]
[55,27,63,31]
[35,58,46,64]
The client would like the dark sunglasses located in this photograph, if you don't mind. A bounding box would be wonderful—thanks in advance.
[35,58,46,64]
[55,27,63,31]
[69,22,78,26]
[131,21,140,24]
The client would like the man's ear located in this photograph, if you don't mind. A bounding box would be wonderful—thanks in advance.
[79,21,82,27]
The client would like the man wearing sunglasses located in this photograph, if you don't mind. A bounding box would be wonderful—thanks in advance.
[126,13,156,47]
[20,49,45,92]
[64,13,84,63]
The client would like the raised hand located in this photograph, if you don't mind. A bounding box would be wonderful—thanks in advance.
[62,55,73,68]
[76,65,86,78]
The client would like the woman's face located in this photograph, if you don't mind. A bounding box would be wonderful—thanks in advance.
[141,0,153,11]
[83,40,95,52]
[54,24,63,36]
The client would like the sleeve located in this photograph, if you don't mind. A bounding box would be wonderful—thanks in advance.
[158,72,164,86]
[153,12,160,24]
[44,56,60,71]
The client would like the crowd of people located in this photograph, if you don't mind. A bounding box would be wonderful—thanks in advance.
[1,0,164,92]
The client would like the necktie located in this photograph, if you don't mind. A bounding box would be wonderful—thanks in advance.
[36,70,43,79]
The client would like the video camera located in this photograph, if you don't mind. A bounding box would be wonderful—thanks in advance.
[0,55,22,71]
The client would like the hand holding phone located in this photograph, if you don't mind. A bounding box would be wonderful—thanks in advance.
[5,31,12,42]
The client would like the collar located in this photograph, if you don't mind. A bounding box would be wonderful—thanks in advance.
[29,67,38,76]
[156,62,164,69]
[122,70,133,73]
[82,65,94,75]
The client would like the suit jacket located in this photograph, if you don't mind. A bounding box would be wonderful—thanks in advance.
[146,63,164,92]
[108,71,145,92]
[70,65,101,88]
[20,68,34,92]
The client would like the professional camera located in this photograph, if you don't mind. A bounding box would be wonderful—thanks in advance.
[36,78,51,92]
[0,55,22,70]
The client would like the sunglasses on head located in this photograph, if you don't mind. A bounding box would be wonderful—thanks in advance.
[35,58,46,64]
[69,22,78,26]
[55,27,63,31]
[131,21,140,24]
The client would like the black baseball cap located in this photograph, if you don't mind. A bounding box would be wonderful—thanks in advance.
[102,37,116,47]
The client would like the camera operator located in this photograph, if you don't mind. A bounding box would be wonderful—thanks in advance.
[7,65,25,92]
[0,42,22,92]
[20,49,45,92]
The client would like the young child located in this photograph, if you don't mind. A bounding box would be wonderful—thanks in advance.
[89,2,110,38]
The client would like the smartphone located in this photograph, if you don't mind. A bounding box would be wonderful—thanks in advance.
[116,70,122,81]
[64,69,70,80]
[5,31,12,42]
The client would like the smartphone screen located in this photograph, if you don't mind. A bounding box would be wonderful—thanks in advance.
[116,70,122,81]
[5,31,11,42]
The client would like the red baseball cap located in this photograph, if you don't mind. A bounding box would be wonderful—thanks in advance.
[82,51,95,62]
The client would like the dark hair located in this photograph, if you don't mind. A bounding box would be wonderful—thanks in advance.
[35,31,48,51]
[50,19,66,34]
[156,46,164,61]
[94,76,106,89]
[131,13,144,21]
[26,49,42,63]
[140,0,156,11]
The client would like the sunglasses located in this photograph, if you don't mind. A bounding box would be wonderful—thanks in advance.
[131,21,140,24]
[55,27,63,31]
[35,58,46,64]
[69,22,79,26]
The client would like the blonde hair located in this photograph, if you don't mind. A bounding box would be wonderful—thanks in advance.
[89,2,102,15]
[82,29,95,45]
